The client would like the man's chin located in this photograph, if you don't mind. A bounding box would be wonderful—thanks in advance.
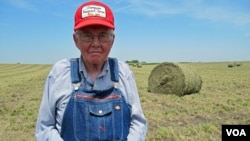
[89,57,103,64]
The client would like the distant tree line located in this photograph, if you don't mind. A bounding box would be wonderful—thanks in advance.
[228,62,243,68]
[126,60,140,64]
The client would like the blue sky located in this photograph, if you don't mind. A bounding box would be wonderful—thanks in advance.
[0,0,250,64]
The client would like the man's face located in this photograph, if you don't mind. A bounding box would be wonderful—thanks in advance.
[74,25,115,66]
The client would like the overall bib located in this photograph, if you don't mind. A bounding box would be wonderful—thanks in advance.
[61,58,131,141]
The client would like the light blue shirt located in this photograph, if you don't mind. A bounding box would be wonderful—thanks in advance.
[35,57,147,141]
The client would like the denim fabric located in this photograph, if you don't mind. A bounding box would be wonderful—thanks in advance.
[61,58,131,141]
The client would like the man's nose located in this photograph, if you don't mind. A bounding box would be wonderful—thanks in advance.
[91,35,101,47]
[92,35,101,42]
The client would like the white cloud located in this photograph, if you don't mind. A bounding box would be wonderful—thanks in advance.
[190,5,250,26]
[114,0,185,16]
[114,0,250,25]
[4,0,39,12]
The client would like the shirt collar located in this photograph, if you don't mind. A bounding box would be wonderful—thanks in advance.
[78,57,110,79]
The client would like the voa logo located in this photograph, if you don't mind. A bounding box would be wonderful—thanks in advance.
[226,129,246,136]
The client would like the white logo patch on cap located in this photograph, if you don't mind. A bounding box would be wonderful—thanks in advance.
[82,5,106,18]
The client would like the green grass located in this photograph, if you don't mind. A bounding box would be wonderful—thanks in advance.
[0,61,250,141]
[0,64,51,141]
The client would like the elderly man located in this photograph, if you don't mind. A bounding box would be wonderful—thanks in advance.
[35,1,147,141]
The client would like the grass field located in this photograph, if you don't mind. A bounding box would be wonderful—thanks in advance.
[0,61,250,141]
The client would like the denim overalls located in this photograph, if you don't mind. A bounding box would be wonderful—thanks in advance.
[61,58,131,141]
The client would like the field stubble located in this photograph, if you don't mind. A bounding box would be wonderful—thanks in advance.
[0,61,250,141]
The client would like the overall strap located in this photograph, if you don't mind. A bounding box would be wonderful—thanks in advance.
[108,57,119,83]
[70,58,81,83]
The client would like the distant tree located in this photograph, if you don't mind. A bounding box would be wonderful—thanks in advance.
[126,60,139,64]
[131,60,139,63]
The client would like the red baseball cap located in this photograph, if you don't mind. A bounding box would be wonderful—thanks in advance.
[74,1,115,30]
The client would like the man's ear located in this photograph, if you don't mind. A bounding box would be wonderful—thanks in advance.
[111,34,115,46]
[73,33,79,49]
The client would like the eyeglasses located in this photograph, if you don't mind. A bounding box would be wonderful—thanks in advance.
[77,33,114,42]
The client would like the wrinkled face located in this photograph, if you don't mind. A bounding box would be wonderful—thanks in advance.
[73,25,115,66]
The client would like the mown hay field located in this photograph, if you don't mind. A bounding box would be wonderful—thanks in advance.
[0,61,250,141]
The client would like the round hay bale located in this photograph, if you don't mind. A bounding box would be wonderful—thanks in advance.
[148,62,202,96]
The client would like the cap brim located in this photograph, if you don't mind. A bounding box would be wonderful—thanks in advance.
[74,20,115,30]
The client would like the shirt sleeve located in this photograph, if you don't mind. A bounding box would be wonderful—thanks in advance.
[118,62,148,141]
[36,59,72,141]
[35,74,64,141]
